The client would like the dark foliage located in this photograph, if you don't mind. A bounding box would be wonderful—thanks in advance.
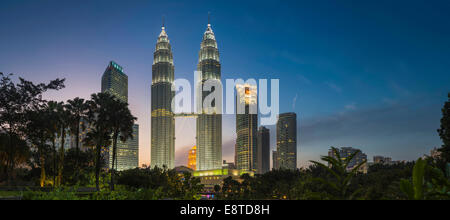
[438,93,450,163]
[117,166,203,199]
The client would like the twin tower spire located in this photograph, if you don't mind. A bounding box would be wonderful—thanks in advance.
[151,17,222,171]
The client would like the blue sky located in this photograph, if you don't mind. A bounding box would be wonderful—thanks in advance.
[0,0,449,167]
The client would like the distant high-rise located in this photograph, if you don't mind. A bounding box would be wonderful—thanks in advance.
[276,113,297,170]
[235,83,258,172]
[101,61,139,171]
[373,155,392,165]
[329,147,367,173]
[102,61,128,103]
[151,24,175,169]
[196,21,222,171]
[257,126,270,174]
[188,146,197,170]
[113,124,139,170]
[272,150,279,170]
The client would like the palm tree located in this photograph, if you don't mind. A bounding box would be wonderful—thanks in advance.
[84,93,114,191]
[55,102,70,187]
[66,98,87,181]
[309,147,366,200]
[66,98,87,153]
[46,101,60,187]
[108,99,136,190]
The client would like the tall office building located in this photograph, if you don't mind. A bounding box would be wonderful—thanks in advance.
[188,146,197,170]
[272,151,279,170]
[276,113,297,170]
[373,155,393,165]
[196,22,222,171]
[101,61,139,171]
[235,84,258,172]
[112,124,139,171]
[118,124,139,170]
[151,24,175,169]
[102,61,128,103]
[257,126,270,174]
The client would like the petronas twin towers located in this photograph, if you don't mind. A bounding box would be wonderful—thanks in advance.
[151,22,222,171]
[151,25,175,169]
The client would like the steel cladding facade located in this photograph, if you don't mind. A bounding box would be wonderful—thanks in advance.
[151,26,175,169]
[196,23,222,171]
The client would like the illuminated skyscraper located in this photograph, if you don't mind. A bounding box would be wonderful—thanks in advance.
[151,24,175,169]
[272,150,279,170]
[102,61,128,103]
[276,113,297,170]
[196,21,222,171]
[101,61,139,171]
[235,84,258,172]
[257,126,270,174]
[188,146,197,170]
[115,124,139,170]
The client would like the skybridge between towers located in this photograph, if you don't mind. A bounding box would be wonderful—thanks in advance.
[175,113,198,118]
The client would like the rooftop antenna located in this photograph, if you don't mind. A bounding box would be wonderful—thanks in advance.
[208,12,211,26]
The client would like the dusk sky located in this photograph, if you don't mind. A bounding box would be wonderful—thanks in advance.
[1,0,449,167]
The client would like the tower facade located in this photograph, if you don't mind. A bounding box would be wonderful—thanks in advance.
[257,126,270,174]
[196,22,222,170]
[101,61,128,103]
[235,84,258,172]
[101,61,139,171]
[276,113,297,170]
[151,25,175,169]
[272,150,279,170]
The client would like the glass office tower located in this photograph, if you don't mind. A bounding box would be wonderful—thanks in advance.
[257,126,270,174]
[101,61,139,171]
[235,84,258,172]
[276,113,297,170]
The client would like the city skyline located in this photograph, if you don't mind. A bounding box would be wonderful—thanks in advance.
[1,0,449,168]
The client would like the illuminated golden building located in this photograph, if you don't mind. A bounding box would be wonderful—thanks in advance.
[235,83,258,172]
[188,146,197,170]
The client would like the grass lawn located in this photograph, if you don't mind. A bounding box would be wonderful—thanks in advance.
[0,191,22,198]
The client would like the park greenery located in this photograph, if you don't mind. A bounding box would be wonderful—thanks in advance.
[0,73,449,200]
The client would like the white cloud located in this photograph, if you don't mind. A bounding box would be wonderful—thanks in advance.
[325,81,342,93]
[292,93,298,110]
[345,102,356,110]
